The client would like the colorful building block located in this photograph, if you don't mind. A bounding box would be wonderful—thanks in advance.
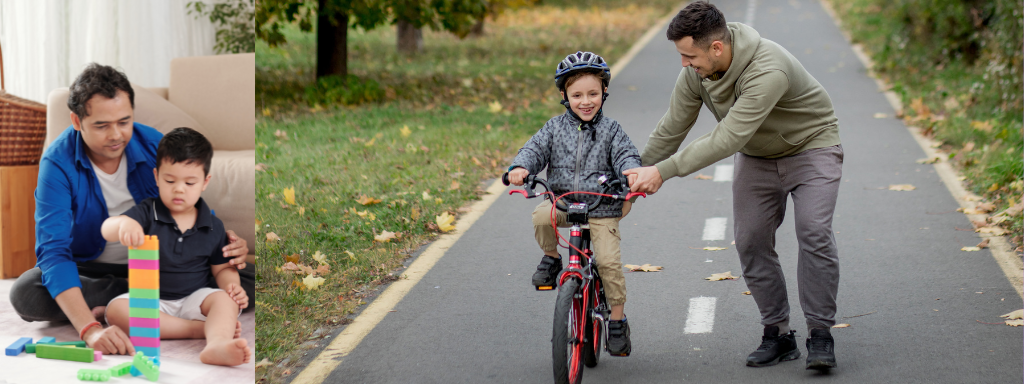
[129,236,161,359]
[37,337,56,344]
[132,352,160,381]
[129,327,160,338]
[36,344,94,362]
[94,350,102,361]
[25,341,87,353]
[5,337,32,356]
[109,361,132,377]
[129,288,160,299]
[130,356,160,377]
[77,368,110,381]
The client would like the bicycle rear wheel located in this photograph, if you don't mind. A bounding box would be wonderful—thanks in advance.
[552,278,584,384]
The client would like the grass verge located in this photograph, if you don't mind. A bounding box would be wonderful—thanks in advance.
[255,2,682,382]
[826,0,1023,249]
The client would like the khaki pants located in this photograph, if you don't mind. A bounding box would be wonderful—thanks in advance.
[532,200,630,306]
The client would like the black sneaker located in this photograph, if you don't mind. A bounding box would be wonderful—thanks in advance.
[746,326,800,367]
[531,255,562,288]
[806,328,837,370]
[607,318,631,356]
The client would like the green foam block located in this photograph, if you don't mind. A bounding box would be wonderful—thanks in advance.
[129,307,160,318]
[132,352,160,381]
[36,344,94,363]
[109,361,133,377]
[26,341,87,353]
[77,369,110,381]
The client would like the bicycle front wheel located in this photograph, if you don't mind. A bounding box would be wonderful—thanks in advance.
[552,278,584,384]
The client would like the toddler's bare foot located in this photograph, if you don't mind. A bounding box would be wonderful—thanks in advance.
[90,306,107,323]
[200,339,250,366]
[235,321,242,339]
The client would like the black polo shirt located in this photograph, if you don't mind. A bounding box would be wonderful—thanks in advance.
[122,197,230,300]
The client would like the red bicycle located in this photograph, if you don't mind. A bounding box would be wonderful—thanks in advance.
[503,173,645,384]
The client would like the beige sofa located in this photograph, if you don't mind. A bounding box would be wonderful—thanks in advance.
[45,53,255,258]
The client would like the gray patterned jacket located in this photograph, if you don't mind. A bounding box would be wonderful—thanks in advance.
[510,111,642,218]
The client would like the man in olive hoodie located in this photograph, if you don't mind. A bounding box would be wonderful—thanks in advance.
[625,1,842,371]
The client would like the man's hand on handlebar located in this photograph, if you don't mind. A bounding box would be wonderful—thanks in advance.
[508,167,530,186]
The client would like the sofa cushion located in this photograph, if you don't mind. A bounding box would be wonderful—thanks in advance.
[169,54,255,151]
[202,150,256,254]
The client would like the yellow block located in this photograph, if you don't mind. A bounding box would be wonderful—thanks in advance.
[130,235,159,251]
[129,269,159,289]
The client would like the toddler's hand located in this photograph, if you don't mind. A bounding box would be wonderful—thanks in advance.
[117,219,145,247]
[226,283,248,309]
[508,167,529,186]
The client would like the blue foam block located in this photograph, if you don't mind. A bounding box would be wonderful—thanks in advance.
[5,337,32,356]
[36,337,56,344]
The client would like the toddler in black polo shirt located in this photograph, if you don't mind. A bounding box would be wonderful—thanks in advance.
[101,127,250,366]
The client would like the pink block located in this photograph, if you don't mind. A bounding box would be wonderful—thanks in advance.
[130,317,160,328]
[130,336,160,348]
[94,350,102,361]
[128,259,160,270]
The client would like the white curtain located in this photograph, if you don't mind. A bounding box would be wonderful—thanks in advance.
[0,0,220,103]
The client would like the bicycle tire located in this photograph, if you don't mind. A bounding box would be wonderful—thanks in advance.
[552,278,584,384]
[582,285,602,368]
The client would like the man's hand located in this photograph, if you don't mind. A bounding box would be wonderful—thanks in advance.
[117,218,145,247]
[83,325,135,356]
[223,230,249,270]
[226,283,249,309]
[623,166,664,194]
[508,167,529,186]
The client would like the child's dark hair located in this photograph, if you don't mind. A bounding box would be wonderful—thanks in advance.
[157,127,213,175]
[666,1,731,49]
[67,63,135,119]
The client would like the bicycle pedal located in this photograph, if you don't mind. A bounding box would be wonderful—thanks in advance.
[535,285,555,291]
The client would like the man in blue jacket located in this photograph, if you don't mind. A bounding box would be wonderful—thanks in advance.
[8,63,251,356]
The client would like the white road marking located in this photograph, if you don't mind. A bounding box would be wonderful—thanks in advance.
[745,0,758,27]
[702,217,728,241]
[713,164,734,182]
[684,297,717,334]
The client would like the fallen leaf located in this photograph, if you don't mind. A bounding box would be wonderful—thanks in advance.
[970,120,993,132]
[281,262,302,273]
[977,226,1006,236]
[873,113,889,119]
[434,197,443,204]
[488,101,503,113]
[1005,319,1024,327]
[705,271,738,281]
[975,202,997,213]
[255,358,272,369]
[364,137,376,147]
[1000,309,1023,320]
[472,157,482,166]
[274,130,288,140]
[943,96,960,111]
[623,263,663,272]
[976,239,990,249]
[266,232,282,242]
[411,207,421,221]
[450,180,460,190]
[703,246,727,251]
[285,253,300,264]
[374,230,397,242]
[312,251,327,264]
[422,191,432,200]
[315,264,330,275]
[962,142,976,152]
[436,212,456,232]
[961,246,981,252]
[356,195,382,205]
[256,163,267,171]
[888,184,916,191]
[741,291,751,295]
[832,323,851,328]
[694,174,713,180]
[302,274,326,290]
[915,157,940,164]
[344,250,356,260]
[400,125,412,137]
[298,207,305,216]
[283,187,296,205]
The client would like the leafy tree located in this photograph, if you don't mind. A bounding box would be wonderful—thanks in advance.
[188,0,256,54]
[256,0,486,77]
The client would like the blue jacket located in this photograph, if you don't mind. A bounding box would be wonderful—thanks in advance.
[35,123,162,298]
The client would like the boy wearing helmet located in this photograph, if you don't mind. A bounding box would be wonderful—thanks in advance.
[506,51,642,356]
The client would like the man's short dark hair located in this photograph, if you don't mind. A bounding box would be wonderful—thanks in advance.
[67,63,135,119]
[157,127,214,176]
[666,1,731,49]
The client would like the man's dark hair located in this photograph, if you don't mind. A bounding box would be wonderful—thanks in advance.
[67,63,135,119]
[666,1,731,49]
[157,127,214,176]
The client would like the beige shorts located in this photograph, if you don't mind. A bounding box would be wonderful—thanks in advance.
[105,287,237,324]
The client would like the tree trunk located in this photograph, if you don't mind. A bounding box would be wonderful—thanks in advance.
[468,18,485,37]
[396,20,423,54]
[316,0,347,79]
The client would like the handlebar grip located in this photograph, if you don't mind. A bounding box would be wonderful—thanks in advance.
[501,172,511,186]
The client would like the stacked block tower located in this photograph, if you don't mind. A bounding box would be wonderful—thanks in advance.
[128,235,160,358]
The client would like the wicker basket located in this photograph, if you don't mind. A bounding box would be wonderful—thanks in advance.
[0,41,47,166]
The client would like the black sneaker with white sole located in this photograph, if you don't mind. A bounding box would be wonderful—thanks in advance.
[805,328,837,370]
[746,326,800,367]
[531,255,562,289]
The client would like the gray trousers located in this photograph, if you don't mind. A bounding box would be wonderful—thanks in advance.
[733,145,843,330]
[10,262,256,322]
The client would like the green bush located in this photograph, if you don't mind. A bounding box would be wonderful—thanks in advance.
[304,75,385,106]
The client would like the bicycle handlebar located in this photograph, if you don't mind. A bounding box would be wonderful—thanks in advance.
[502,172,647,212]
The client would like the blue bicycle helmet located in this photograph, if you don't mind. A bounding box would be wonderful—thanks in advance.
[554,51,611,91]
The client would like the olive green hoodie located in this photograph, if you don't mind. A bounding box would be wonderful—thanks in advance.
[641,22,841,179]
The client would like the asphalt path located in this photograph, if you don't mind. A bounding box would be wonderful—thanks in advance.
[298,0,1023,382]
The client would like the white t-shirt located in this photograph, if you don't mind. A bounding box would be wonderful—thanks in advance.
[89,155,136,264]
